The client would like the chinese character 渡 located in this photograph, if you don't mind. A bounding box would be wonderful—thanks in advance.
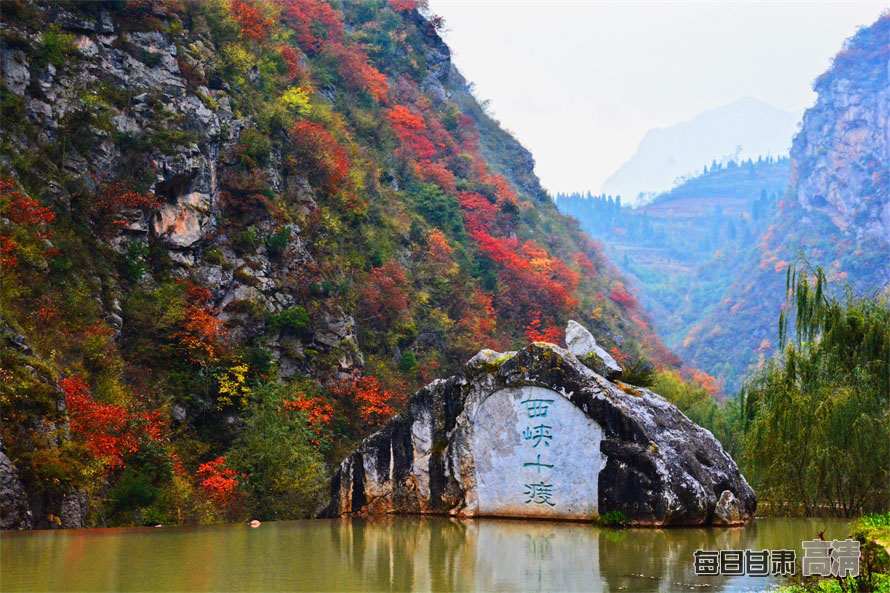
[524,481,555,506]
[522,424,553,447]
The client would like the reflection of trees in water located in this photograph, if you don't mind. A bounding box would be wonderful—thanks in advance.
[599,523,757,592]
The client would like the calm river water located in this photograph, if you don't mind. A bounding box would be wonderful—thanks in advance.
[1,517,850,592]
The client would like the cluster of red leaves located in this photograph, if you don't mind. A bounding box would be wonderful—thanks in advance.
[282,394,333,427]
[229,0,272,41]
[608,281,637,310]
[454,287,497,348]
[390,0,421,12]
[195,457,241,507]
[174,281,225,362]
[282,394,334,444]
[387,105,436,160]
[458,191,498,229]
[690,370,720,396]
[573,252,596,276]
[1,179,57,268]
[61,376,165,472]
[426,227,453,262]
[358,262,410,328]
[278,44,305,79]
[91,183,160,237]
[415,161,455,193]
[524,311,562,344]
[333,376,394,429]
[470,227,579,313]
[278,0,345,56]
[3,188,55,227]
[291,120,351,194]
[326,43,388,102]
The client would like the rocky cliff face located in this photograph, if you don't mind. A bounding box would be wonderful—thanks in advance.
[791,14,890,246]
[1,1,674,528]
[673,14,890,393]
[324,323,755,526]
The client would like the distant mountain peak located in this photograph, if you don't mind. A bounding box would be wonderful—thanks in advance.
[602,99,801,205]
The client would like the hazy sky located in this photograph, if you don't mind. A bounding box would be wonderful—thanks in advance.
[426,1,888,195]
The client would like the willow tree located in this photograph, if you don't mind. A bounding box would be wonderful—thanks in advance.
[739,263,889,516]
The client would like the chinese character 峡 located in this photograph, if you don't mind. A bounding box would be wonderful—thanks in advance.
[524,481,555,506]
[521,397,554,418]
[830,539,860,577]
[522,424,553,447]
[803,540,832,577]
[523,454,554,474]
[771,550,796,576]
[693,550,719,575]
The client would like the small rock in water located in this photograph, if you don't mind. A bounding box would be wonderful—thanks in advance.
[249,520,261,528]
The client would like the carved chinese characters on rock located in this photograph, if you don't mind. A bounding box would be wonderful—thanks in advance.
[471,387,605,519]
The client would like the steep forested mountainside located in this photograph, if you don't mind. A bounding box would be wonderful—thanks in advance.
[678,14,890,393]
[0,0,681,528]
[557,157,790,392]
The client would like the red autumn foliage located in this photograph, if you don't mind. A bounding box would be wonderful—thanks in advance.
[282,394,333,427]
[390,0,421,12]
[91,183,160,236]
[291,120,351,193]
[359,262,410,328]
[278,45,304,79]
[387,105,436,160]
[3,185,55,226]
[229,0,272,42]
[1,179,58,268]
[469,227,579,313]
[415,160,455,193]
[326,43,388,102]
[61,376,165,472]
[333,376,394,429]
[1,236,18,269]
[573,252,596,276]
[282,394,334,444]
[195,457,241,507]
[455,287,497,348]
[524,311,562,344]
[691,370,720,397]
[278,0,345,56]
[426,227,453,262]
[458,191,498,229]
[608,281,636,309]
[174,281,225,362]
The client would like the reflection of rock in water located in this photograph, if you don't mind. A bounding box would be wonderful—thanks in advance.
[599,523,757,592]
[473,520,602,592]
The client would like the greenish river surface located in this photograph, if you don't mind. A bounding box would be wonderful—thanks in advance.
[1,517,850,592]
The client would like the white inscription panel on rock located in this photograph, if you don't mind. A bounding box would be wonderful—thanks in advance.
[471,386,605,519]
